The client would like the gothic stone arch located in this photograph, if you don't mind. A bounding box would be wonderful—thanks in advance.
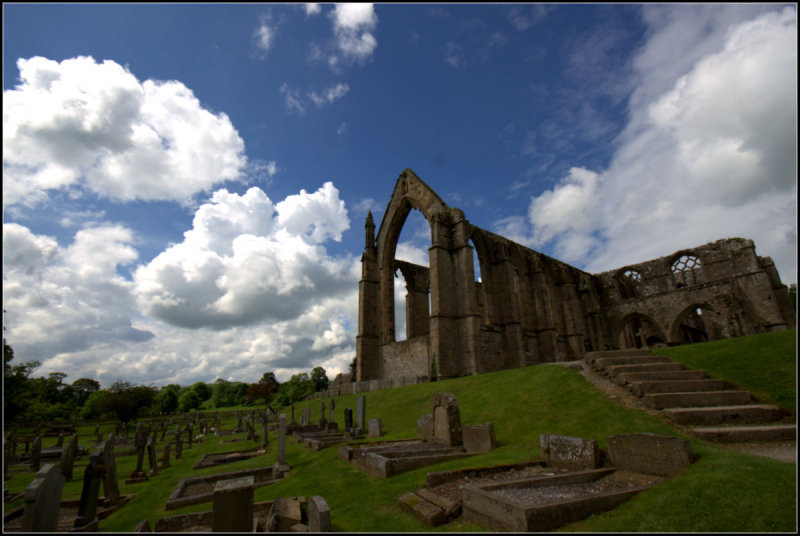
[356,171,796,384]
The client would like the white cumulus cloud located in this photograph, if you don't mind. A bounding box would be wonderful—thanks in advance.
[505,6,797,283]
[3,56,247,207]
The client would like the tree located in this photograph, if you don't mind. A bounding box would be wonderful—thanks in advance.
[71,378,100,407]
[3,337,41,423]
[178,389,201,412]
[310,366,329,392]
[349,357,357,378]
[81,389,112,420]
[260,372,280,390]
[210,379,248,408]
[274,373,314,407]
[103,381,157,423]
[152,384,180,415]
[191,381,211,402]
[245,382,274,406]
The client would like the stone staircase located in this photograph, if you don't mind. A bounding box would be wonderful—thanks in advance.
[584,349,796,443]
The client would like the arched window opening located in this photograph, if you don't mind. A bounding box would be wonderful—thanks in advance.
[671,254,701,287]
[677,306,709,344]
[618,269,642,299]
[393,208,431,342]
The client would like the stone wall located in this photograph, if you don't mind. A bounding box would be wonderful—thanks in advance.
[355,170,796,384]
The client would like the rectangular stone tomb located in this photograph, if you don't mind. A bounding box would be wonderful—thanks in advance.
[338,439,471,479]
[165,466,284,510]
[2,496,133,532]
[399,461,550,526]
[461,468,662,532]
[192,447,266,469]
[154,496,327,532]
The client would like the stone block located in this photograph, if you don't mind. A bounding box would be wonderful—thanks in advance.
[398,491,447,526]
[308,495,331,532]
[539,434,601,470]
[431,393,461,446]
[462,423,496,453]
[417,414,433,441]
[606,433,693,477]
[23,463,64,532]
[212,476,254,532]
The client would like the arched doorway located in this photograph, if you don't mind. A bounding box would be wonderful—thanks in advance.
[616,313,666,349]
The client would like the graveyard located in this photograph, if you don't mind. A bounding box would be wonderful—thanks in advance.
[2,329,796,532]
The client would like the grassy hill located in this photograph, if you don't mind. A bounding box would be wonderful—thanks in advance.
[4,329,796,532]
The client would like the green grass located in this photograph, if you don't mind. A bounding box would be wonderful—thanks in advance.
[3,330,796,532]
[659,328,797,410]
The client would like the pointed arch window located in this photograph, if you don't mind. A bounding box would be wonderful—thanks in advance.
[671,255,701,287]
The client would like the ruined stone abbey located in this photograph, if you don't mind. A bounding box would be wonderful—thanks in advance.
[355,169,796,383]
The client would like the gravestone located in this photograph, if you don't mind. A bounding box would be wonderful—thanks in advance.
[319,402,327,428]
[187,424,193,448]
[96,425,103,444]
[606,433,693,477]
[212,476,254,532]
[60,432,79,481]
[22,463,64,532]
[430,392,461,447]
[417,414,433,442]
[56,432,65,448]
[356,396,366,431]
[261,412,269,449]
[301,407,311,426]
[309,495,331,532]
[290,406,296,426]
[368,419,383,438]
[175,429,183,459]
[101,435,121,504]
[539,434,601,470]
[344,408,353,435]
[146,436,159,477]
[277,414,287,465]
[127,424,148,482]
[31,435,42,472]
[160,442,172,469]
[329,399,335,424]
[73,450,103,531]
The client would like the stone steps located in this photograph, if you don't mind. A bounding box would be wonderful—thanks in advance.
[592,355,670,372]
[660,404,785,426]
[606,362,686,378]
[584,349,653,366]
[629,379,728,397]
[690,425,797,443]
[614,370,708,385]
[643,390,751,410]
[586,349,795,444]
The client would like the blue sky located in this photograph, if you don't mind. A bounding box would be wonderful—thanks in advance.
[3,3,797,387]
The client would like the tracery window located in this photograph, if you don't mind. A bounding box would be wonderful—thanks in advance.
[618,269,641,299]
[671,255,701,287]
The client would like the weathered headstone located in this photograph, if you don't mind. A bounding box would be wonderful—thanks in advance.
[308,495,331,532]
[160,442,171,469]
[367,418,382,438]
[329,399,335,424]
[539,434,600,470]
[463,423,496,453]
[417,414,433,442]
[430,393,462,447]
[128,424,148,482]
[319,401,327,428]
[278,414,287,465]
[146,436,159,477]
[187,424,193,448]
[301,407,311,426]
[60,432,79,481]
[606,433,693,477]
[56,432,65,448]
[356,396,366,431]
[261,412,269,449]
[74,450,103,531]
[212,476,254,532]
[22,463,65,532]
[175,429,183,459]
[101,435,121,504]
[31,434,42,472]
[344,408,353,435]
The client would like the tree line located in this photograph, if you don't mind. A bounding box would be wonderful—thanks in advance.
[3,337,331,425]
